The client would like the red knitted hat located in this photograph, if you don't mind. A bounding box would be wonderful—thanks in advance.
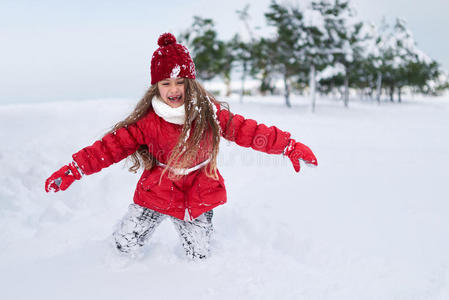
[150,33,196,85]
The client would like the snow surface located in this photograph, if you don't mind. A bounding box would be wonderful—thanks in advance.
[1,95,449,299]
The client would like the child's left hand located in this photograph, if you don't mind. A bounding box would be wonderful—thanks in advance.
[283,139,318,172]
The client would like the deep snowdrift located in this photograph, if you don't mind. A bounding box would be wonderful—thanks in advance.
[1,95,448,299]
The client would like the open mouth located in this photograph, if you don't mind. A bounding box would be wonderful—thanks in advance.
[168,95,182,102]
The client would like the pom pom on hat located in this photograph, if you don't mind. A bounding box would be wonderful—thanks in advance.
[157,33,177,47]
[150,32,196,85]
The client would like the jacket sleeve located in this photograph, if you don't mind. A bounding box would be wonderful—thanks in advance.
[72,117,149,175]
[215,104,291,155]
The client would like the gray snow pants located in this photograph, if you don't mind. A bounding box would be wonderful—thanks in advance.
[113,203,214,260]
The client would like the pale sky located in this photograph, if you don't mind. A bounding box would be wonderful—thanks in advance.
[1,0,448,103]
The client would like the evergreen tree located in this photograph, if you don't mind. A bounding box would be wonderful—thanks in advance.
[312,0,363,107]
[343,21,384,102]
[264,1,305,107]
[360,22,384,103]
[235,4,260,101]
[179,16,230,83]
[377,18,428,102]
[221,39,235,97]
[229,25,254,100]
[302,3,331,111]
[249,37,277,95]
[405,60,439,95]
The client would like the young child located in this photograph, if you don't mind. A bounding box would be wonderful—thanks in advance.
[45,33,318,260]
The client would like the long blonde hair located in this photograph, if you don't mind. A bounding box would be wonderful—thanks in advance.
[107,78,233,181]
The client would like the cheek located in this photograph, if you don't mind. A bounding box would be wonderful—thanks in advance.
[158,87,168,98]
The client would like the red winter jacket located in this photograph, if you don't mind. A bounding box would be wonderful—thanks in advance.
[72,103,291,221]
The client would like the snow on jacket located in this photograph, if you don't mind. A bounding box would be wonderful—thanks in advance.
[72,100,291,221]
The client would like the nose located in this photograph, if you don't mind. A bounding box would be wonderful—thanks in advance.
[169,83,179,93]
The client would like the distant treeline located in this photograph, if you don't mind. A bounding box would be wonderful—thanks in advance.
[179,0,448,109]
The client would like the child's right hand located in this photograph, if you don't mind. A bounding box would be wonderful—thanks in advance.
[45,162,82,192]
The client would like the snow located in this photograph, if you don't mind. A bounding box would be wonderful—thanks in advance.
[170,65,181,78]
[303,8,325,32]
[317,63,345,81]
[358,22,382,62]
[1,95,449,299]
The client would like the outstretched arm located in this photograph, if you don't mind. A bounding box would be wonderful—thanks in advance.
[72,120,149,175]
[214,104,317,172]
[45,117,150,192]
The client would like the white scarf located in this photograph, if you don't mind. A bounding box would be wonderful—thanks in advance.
[152,97,186,125]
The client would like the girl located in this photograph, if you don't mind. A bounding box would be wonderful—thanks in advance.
[44,33,318,260]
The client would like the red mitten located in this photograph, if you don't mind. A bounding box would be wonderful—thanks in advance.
[45,162,83,192]
[283,139,318,172]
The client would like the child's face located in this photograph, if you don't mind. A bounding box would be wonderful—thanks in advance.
[157,77,186,108]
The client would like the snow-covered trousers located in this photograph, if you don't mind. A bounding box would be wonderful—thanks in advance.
[112,203,214,260]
